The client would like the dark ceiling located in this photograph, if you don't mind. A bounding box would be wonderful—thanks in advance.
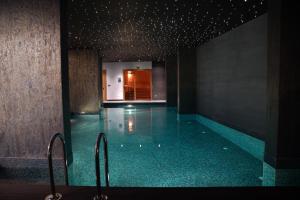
[68,0,267,62]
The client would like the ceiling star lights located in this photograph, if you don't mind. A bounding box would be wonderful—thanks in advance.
[68,0,267,62]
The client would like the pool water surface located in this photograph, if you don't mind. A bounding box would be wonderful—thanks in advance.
[69,107,263,187]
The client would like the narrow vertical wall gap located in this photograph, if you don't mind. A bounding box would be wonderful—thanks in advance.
[60,0,73,163]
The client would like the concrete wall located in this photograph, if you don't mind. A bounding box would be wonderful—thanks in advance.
[152,62,166,100]
[0,0,65,166]
[69,49,100,114]
[103,62,152,100]
[196,14,268,139]
[264,0,300,170]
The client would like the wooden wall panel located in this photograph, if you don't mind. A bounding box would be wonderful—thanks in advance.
[0,0,63,164]
[68,50,100,114]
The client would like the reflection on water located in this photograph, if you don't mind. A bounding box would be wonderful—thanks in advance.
[128,118,134,133]
[103,107,154,136]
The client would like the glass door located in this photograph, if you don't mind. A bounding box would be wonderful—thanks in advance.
[123,69,152,100]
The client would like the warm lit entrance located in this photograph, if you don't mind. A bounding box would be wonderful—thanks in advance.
[123,69,152,100]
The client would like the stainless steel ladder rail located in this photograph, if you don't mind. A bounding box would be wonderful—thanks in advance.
[93,133,109,200]
[45,133,69,200]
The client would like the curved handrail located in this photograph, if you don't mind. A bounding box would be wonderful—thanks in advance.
[45,133,69,200]
[94,133,109,200]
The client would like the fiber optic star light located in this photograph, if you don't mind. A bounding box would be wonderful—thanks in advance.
[68,0,267,62]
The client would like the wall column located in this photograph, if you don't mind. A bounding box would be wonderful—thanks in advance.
[177,47,197,114]
[68,49,101,114]
[263,0,300,185]
[61,0,73,162]
[166,56,178,107]
[0,0,70,169]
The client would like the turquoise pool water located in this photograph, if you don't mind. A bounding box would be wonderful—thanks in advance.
[69,106,263,187]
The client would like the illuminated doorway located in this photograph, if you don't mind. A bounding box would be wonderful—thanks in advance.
[123,69,152,100]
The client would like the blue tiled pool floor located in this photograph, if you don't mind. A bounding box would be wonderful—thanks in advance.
[69,107,263,187]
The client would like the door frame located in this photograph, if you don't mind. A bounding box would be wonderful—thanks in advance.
[102,69,107,101]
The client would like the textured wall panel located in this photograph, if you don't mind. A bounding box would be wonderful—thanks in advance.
[68,50,100,113]
[0,0,63,161]
[196,15,267,140]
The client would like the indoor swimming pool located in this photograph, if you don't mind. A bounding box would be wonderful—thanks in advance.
[69,106,264,187]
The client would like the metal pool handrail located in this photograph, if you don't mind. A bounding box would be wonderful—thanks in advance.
[45,133,69,200]
[93,133,109,200]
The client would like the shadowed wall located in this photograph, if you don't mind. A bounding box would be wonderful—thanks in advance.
[68,49,100,114]
[177,47,197,114]
[264,0,300,169]
[196,14,268,140]
[0,0,64,166]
